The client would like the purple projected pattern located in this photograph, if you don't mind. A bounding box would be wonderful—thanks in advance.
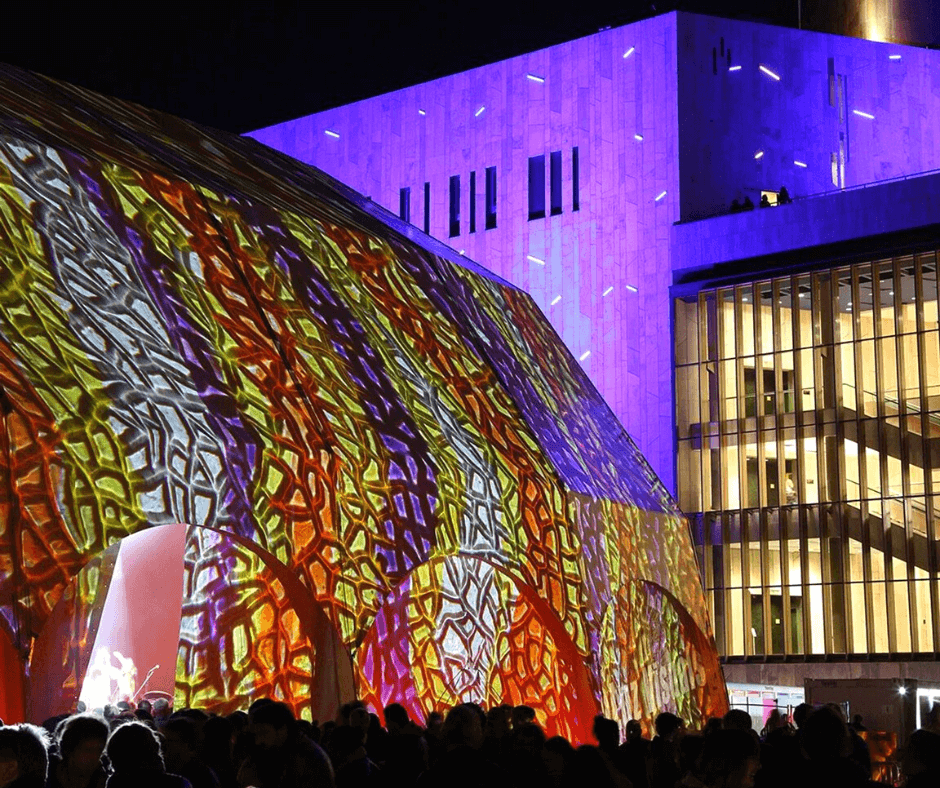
[249,12,940,495]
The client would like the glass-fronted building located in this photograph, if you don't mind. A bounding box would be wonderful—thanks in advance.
[675,250,940,659]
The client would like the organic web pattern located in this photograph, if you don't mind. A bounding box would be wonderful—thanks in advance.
[0,64,727,735]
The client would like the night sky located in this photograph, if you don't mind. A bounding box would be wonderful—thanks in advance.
[0,2,807,134]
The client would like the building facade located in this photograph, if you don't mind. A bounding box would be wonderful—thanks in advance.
[249,11,940,714]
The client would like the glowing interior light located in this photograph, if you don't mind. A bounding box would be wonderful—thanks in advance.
[799,292,807,297]
[759,64,781,81]
[635,134,644,141]
[418,109,426,116]
[655,191,667,201]
[853,109,875,119]
[550,295,562,305]
[626,284,639,293]
[728,65,742,72]
[794,160,807,168]
[580,350,591,360]
[527,74,545,83]
[458,249,465,255]
[475,106,486,117]
[898,686,908,696]
[742,296,749,302]
[324,130,340,138]
[754,150,764,159]
[623,47,635,58]
[527,254,545,265]
[889,54,902,60]
[603,286,614,296]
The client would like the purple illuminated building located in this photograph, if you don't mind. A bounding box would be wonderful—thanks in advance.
[251,12,940,735]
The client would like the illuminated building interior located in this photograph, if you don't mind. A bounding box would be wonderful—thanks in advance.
[675,252,940,658]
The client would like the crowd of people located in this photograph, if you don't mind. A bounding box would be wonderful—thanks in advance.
[0,696,938,788]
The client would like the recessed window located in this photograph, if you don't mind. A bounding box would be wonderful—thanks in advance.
[469,171,477,233]
[399,187,411,224]
[485,166,497,230]
[550,151,562,216]
[449,175,460,237]
[528,155,546,220]
[572,147,580,212]
[423,182,430,234]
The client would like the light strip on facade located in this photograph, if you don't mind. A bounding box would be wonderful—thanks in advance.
[603,286,614,296]
[853,109,875,119]
[475,106,486,117]
[527,254,545,265]
[626,284,638,293]
[794,160,807,167]
[418,109,426,116]
[759,64,781,81]
[623,47,635,58]
[635,134,644,141]
[324,130,340,138]
[889,54,902,60]
[728,65,742,72]
[580,350,591,360]
[655,191,667,201]
[754,150,764,159]
[527,74,545,83]
[550,295,562,305]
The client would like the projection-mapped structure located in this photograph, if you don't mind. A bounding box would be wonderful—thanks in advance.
[0,65,726,737]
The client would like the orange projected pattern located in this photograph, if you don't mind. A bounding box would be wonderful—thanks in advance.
[0,65,727,732]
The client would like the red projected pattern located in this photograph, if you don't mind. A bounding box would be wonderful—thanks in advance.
[0,65,727,733]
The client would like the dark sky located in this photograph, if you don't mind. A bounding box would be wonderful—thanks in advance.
[0,2,805,134]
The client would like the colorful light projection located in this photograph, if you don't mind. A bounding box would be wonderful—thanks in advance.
[0,65,727,736]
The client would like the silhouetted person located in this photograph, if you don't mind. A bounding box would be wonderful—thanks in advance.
[730,199,742,213]
[511,706,536,730]
[237,701,333,788]
[849,714,866,732]
[593,715,620,761]
[648,712,684,788]
[902,727,940,787]
[328,725,380,788]
[159,718,219,788]
[778,186,791,204]
[417,704,509,788]
[47,714,108,788]
[618,720,650,788]
[102,721,190,788]
[542,736,576,788]
[759,195,771,208]
[742,196,755,211]
[797,706,868,787]
[698,729,760,788]
[0,724,49,788]
[722,710,753,732]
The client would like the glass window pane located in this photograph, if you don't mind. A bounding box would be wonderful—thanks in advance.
[880,337,899,409]
[877,260,896,336]
[913,577,934,652]
[720,288,736,359]
[871,582,889,651]
[835,270,854,343]
[923,332,940,408]
[920,253,938,332]
[840,342,857,411]
[721,359,737,420]
[859,340,877,417]
[901,333,920,413]
[675,297,700,365]
[856,265,876,340]
[849,582,868,653]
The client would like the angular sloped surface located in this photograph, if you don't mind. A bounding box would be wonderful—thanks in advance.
[0,65,726,735]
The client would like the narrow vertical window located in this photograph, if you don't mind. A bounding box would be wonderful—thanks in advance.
[550,151,562,216]
[485,166,497,229]
[449,175,460,237]
[469,171,477,233]
[528,154,546,220]
[399,187,411,223]
[713,47,717,75]
[828,57,836,106]
[572,147,580,212]
[423,182,430,235]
